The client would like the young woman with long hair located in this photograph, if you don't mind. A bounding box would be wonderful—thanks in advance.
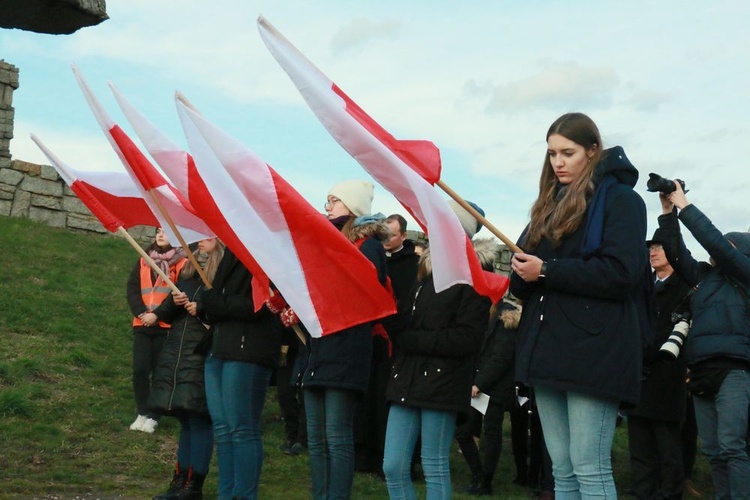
[510,112,648,498]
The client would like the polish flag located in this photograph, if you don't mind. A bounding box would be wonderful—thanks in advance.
[258,17,508,303]
[176,97,396,338]
[72,65,213,245]
[108,84,272,309]
[30,134,157,232]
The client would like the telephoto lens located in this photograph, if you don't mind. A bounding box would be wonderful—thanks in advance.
[659,319,690,360]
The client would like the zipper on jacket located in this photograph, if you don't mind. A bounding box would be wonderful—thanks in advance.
[167,287,202,410]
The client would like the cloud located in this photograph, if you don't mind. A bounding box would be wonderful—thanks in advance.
[330,18,401,55]
[485,62,620,115]
[624,89,672,112]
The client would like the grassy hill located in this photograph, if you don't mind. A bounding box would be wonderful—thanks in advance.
[0,216,715,499]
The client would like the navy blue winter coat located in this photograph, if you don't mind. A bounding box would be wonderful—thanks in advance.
[657,205,750,367]
[510,147,648,406]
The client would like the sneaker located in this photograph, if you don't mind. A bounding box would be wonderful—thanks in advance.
[129,414,147,431]
[140,417,158,434]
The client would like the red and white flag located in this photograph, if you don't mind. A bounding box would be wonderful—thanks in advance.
[109,83,271,309]
[72,65,213,245]
[176,97,396,338]
[258,17,508,303]
[30,134,157,232]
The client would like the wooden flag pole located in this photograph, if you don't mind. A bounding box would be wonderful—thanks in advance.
[117,226,180,293]
[147,190,213,289]
[436,180,523,254]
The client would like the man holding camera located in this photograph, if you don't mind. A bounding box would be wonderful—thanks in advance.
[627,234,692,500]
[654,178,750,500]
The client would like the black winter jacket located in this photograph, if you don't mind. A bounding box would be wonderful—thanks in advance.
[629,270,692,422]
[297,236,390,394]
[197,248,283,368]
[473,302,521,409]
[385,273,491,414]
[657,205,750,368]
[149,275,210,415]
[511,147,648,406]
[387,239,420,302]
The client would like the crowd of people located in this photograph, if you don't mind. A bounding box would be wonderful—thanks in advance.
[125,112,749,500]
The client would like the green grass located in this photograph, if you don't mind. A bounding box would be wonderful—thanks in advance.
[0,216,715,499]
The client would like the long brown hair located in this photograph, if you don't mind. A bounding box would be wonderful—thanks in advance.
[180,239,226,286]
[524,112,602,248]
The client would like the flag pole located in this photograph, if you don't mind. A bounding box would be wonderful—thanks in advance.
[116,226,180,293]
[436,180,523,254]
[147,190,213,289]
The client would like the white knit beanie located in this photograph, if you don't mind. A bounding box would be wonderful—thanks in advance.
[448,199,484,239]
[328,180,374,217]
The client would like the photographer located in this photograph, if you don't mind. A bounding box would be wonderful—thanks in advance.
[627,234,692,500]
[655,179,750,499]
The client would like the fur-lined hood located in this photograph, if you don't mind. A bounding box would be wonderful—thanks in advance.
[499,301,522,330]
[418,237,500,280]
[347,219,391,243]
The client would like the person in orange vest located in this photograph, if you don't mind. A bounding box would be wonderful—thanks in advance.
[125,228,186,433]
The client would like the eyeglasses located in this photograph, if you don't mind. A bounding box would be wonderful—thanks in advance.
[324,197,343,210]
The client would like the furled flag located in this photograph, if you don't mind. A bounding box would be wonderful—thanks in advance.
[31,134,158,232]
[108,83,271,309]
[175,96,396,338]
[257,17,508,303]
[71,65,213,245]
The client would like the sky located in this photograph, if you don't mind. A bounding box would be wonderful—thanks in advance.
[2,0,749,261]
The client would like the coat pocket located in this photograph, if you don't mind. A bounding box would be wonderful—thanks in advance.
[556,296,613,335]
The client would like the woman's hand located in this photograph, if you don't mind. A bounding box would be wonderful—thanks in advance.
[511,253,544,282]
[185,301,198,316]
[172,290,189,306]
[667,181,690,210]
[140,312,158,327]
[471,385,480,398]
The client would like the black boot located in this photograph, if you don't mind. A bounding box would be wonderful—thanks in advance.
[460,474,482,494]
[178,467,206,500]
[153,463,188,500]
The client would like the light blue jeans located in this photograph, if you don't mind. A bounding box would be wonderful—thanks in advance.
[304,387,359,500]
[534,386,619,499]
[382,405,457,500]
[693,369,750,500]
[204,353,272,500]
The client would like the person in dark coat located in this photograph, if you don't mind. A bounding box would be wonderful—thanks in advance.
[198,245,283,500]
[382,235,493,499]
[457,297,522,496]
[146,238,224,500]
[510,112,648,497]
[292,180,392,500]
[383,213,420,302]
[126,227,186,434]
[656,182,750,499]
[627,234,692,500]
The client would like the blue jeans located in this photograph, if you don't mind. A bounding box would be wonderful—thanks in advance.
[383,405,456,500]
[177,412,214,475]
[304,387,358,500]
[205,353,272,500]
[693,369,750,500]
[534,386,619,499]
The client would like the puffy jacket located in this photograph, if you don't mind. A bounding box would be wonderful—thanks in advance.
[148,275,210,415]
[385,272,490,414]
[510,147,648,406]
[657,205,750,367]
[197,248,283,367]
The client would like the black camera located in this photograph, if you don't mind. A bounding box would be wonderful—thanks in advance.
[647,173,688,194]
[660,311,691,360]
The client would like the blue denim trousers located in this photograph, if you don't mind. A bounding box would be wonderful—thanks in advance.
[176,412,214,476]
[303,387,358,500]
[534,386,619,499]
[693,369,750,500]
[204,353,272,500]
[382,405,457,500]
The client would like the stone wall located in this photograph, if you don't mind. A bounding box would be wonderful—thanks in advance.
[0,158,154,244]
[0,60,17,161]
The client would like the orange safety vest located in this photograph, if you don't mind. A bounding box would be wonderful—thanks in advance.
[132,257,187,328]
